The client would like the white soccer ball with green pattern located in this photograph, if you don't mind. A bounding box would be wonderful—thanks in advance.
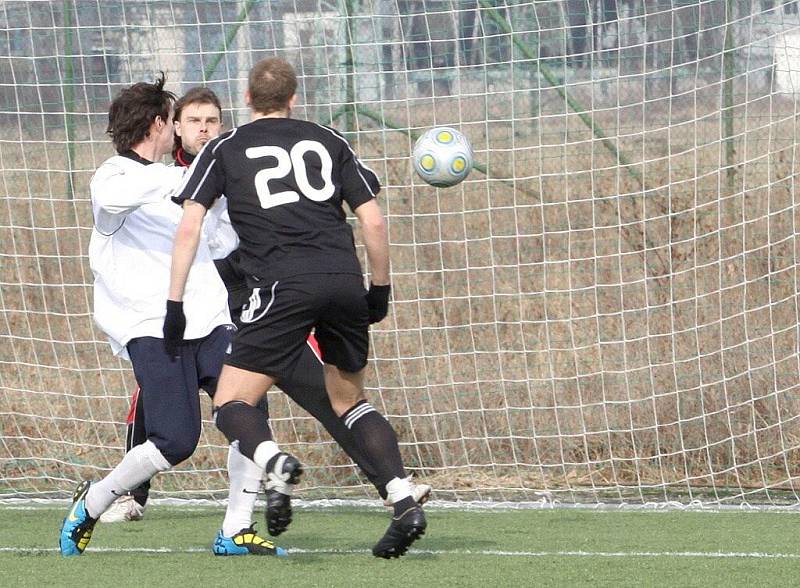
[412,127,474,188]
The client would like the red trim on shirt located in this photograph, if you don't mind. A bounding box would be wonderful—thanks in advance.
[306,334,323,363]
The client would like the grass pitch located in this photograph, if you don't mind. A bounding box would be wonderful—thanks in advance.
[1,504,798,587]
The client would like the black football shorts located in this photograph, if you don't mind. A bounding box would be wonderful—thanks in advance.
[226,273,370,376]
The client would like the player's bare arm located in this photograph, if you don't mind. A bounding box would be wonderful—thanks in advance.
[354,198,391,324]
[162,199,208,357]
[168,199,208,302]
[354,199,390,285]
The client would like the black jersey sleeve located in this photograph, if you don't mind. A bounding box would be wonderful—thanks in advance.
[172,132,230,209]
[327,127,381,211]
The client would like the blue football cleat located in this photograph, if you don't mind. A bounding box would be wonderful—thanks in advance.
[212,524,288,557]
[59,480,97,557]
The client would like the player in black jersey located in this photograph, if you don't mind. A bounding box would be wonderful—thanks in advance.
[165,57,427,558]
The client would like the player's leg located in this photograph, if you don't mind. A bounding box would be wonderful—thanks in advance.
[210,437,287,557]
[282,339,432,507]
[100,386,148,523]
[279,339,382,491]
[60,336,199,556]
[215,281,331,536]
[196,325,286,556]
[206,394,276,545]
[59,337,189,556]
[213,365,302,536]
[316,274,426,558]
[210,440,288,556]
[324,366,411,501]
[126,386,151,510]
[278,339,431,507]
[325,366,427,558]
[213,366,284,468]
[90,336,205,506]
[317,274,413,500]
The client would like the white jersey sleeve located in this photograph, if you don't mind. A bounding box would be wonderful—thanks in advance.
[91,157,186,235]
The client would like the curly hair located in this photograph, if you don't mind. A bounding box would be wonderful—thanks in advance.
[106,72,176,154]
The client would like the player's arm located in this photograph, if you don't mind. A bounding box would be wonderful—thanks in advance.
[330,126,385,279]
[333,130,391,322]
[162,200,207,357]
[92,163,184,218]
[354,199,389,285]
[354,199,391,323]
[162,134,225,355]
[167,132,227,297]
[169,200,207,302]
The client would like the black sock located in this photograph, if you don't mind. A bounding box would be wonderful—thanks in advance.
[279,376,384,495]
[340,400,405,491]
[255,394,270,417]
[131,480,150,507]
[214,400,273,461]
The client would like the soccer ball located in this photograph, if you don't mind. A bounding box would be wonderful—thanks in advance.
[412,126,474,188]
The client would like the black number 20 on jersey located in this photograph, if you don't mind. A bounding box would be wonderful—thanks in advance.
[246,140,334,209]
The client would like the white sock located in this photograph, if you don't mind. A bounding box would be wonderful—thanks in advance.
[385,476,413,505]
[252,440,280,471]
[85,440,171,519]
[222,441,263,537]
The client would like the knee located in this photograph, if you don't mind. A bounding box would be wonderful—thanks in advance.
[155,432,200,466]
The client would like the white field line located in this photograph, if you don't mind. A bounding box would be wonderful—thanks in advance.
[1,546,799,559]
[3,498,800,513]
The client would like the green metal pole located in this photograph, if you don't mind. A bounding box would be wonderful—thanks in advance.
[202,0,258,82]
[722,0,736,192]
[343,0,357,136]
[478,0,642,188]
[63,0,76,200]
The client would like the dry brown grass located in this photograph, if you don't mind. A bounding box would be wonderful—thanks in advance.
[2,85,800,504]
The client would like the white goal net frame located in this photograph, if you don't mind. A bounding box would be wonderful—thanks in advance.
[1,0,800,507]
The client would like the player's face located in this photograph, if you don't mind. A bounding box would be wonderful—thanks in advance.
[175,102,222,156]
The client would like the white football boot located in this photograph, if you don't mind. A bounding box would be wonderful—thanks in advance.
[99,494,145,523]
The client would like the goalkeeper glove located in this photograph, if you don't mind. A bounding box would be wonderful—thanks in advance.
[163,300,186,359]
[365,283,391,324]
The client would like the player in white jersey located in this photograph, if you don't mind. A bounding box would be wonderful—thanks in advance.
[58,74,287,557]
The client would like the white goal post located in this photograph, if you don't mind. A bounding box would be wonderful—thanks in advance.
[2,0,800,507]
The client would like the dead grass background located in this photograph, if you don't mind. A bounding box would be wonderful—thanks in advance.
[2,73,800,505]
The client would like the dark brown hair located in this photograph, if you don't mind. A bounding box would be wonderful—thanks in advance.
[248,57,297,115]
[106,71,176,154]
[172,87,223,159]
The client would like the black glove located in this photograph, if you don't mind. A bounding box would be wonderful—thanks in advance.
[365,283,391,324]
[163,300,186,359]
